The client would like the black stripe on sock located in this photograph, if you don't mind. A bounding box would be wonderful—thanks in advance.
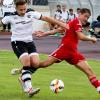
[23,78,31,82]
[22,71,31,76]
[29,66,37,74]
[23,66,30,70]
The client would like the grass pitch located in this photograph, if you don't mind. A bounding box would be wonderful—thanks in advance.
[0,51,100,100]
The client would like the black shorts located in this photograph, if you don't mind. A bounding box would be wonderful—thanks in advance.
[11,41,37,58]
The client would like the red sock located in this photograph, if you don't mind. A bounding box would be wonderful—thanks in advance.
[90,77,100,88]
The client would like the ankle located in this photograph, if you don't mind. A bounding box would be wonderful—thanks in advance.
[89,77,100,88]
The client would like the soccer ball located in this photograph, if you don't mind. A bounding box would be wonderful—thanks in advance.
[50,79,64,93]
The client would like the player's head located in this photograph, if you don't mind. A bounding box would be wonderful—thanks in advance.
[62,5,66,11]
[15,0,27,16]
[56,5,61,10]
[79,8,91,25]
[69,8,74,15]
[77,8,81,14]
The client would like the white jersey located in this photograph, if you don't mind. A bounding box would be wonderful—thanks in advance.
[75,13,79,17]
[3,0,14,7]
[68,14,76,21]
[2,9,42,42]
[54,10,62,20]
[61,11,69,22]
[2,0,15,14]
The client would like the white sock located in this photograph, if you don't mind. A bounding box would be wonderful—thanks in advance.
[25,80,32,89]
[21,70,32,89]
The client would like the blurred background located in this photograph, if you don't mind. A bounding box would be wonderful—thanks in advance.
[0,0,100,32]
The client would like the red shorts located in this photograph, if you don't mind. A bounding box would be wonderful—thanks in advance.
[50,44,85,65]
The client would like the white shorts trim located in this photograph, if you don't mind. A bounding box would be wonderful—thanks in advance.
[29,52,39,57]
[19,53,28,60]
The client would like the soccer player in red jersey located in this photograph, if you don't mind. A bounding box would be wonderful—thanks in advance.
[36,8,100,93]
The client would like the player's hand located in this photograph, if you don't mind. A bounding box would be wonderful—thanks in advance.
[35,31,45,37]
[91,36,97,43]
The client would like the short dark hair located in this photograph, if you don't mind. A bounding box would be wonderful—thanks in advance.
[80,8,91,16]
[77,8,81,11]
[69,8,73,12]
[97,15,100,22]
[15,0,26,7]
[56,5,61,8]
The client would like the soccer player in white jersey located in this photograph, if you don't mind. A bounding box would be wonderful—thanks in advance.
[2,0,15,31]
[0,0,67,97]
[61,5,69,22]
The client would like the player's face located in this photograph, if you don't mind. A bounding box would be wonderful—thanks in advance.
[16,4,27,16]
[79,13,90,25]
[62,6,66,11]
[57,7,61,10]
[77,9,80,14]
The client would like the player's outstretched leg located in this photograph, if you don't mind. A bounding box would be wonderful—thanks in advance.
[75,61,100,93]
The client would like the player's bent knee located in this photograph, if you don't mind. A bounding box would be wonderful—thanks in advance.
[21,59,31,66]
[19,53,31,66]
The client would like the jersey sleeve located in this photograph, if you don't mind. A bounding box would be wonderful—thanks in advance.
[31,11,42,20]
[74,19,82,32]
[2,16,11,24]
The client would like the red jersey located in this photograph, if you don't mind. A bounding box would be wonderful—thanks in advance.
[51,17,85,65]
[61,17,82,50]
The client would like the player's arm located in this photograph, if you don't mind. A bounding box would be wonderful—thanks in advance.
[40,16,69,29]
[32,10,69,29]
[76,31,97,43]
[74,19,97,43]
[35,27,65,37]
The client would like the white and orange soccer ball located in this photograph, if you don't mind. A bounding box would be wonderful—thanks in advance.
[50,79,64,93]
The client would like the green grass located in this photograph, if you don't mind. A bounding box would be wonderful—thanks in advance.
[0,51,100,100]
